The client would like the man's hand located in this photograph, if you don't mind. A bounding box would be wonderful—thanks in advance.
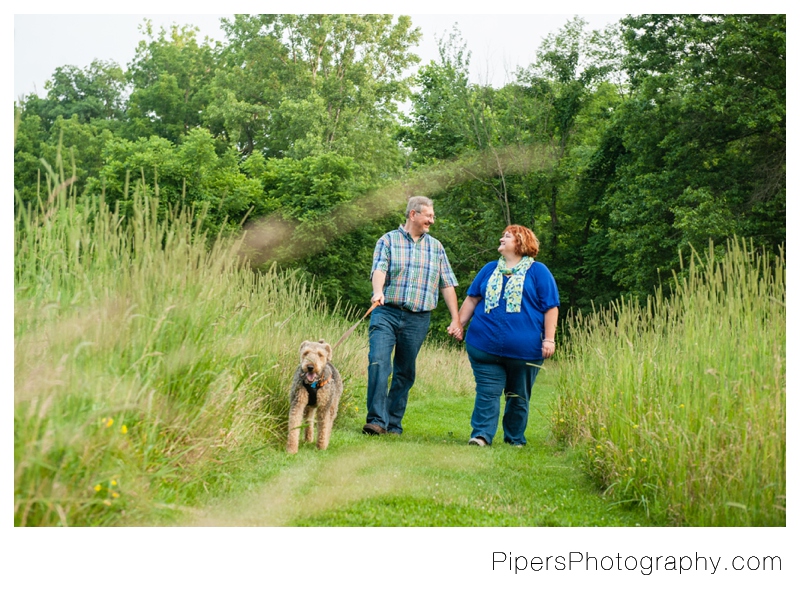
[371,291,385,305]
[447,320,463,341]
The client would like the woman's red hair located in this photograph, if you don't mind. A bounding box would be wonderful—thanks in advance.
[504,225,540,257]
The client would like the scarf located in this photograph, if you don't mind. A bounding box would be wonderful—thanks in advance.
[484,255,534,313]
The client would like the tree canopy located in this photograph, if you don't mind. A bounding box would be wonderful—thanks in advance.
[15,13,785,334]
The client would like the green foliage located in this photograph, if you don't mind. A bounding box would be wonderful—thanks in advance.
[595,14,786,296]
[207,14,419,172]
[21,59,127,129]
[125,21,220,142]
[14,167,367,526]
[13,13,786,331]
[252,153,388,309]
[552,240,785,525]
[87,128,262,234]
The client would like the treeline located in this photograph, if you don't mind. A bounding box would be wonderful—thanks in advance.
[14,14,786,332]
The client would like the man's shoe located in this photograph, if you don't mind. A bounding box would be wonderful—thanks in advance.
[468,436,488,447]
[362,423,387,436]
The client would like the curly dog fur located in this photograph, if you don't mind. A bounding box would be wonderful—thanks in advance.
[286,339,343,454]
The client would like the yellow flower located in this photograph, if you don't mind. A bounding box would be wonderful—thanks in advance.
[641,458,648,463]
[600,426,606,431]
[596,445,603,450]
[679,404,685,409]
[111,492,120,499]
[633,424,639,429]
[628,448,634,453]
[94,484,102,492]
[121,425,128,434]
[105,418,114,428]
[111,480,117,487]
[355,407,359,412]
[559,418,565,423]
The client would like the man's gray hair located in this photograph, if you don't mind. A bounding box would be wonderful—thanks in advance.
[405,196,433,218]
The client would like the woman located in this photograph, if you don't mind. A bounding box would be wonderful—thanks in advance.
[452,225,559,447]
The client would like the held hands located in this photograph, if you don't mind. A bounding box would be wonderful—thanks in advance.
[447,320,464,341]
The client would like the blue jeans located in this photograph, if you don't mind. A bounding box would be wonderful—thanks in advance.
[466,342,543,445]
[366,305,431,434]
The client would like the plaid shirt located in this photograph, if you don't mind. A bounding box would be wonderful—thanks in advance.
[371,226,458,312]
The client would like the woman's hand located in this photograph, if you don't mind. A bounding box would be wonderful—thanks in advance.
[542,339,555,359]
[447,320,464,341]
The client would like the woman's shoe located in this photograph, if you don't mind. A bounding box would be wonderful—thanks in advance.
[468,436,488,447]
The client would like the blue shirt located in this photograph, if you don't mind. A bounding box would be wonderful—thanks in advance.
[465,260,560,360]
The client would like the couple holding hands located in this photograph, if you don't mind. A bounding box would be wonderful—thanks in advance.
[362,196,560,447]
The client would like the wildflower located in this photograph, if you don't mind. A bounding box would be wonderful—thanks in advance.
[559,418,565,423]
[633,424,639,429]
[112,492,120,499]
[111,480,117,487]
[596,445,603,450]
[94,484,102,492]
[121,425,128,434]
[105,418,114,428]
[628,448,634,453]
[627,467,633,472]
[600,426,606,431]
[355,407,359,412]
[641,458,648,463]
[679,404,685,409]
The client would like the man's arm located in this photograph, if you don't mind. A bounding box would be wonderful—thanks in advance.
[449,295,480,341]
[442,285,462,339]
[371,270,387,305]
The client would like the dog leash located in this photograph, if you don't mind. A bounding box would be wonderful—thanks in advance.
[333,301,380,350]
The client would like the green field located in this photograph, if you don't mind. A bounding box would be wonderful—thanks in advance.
[14,176,784,527]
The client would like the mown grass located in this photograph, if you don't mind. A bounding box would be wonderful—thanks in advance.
[14,171,370,526]
[178,351,655,527]
[18,163,778,528]
[551,240,786,526]
[14,167,654,527]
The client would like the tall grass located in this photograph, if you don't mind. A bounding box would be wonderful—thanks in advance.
[552,240,785,526]
[14,172,368,526]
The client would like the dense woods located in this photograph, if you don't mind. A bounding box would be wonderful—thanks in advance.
[14,14,786,332]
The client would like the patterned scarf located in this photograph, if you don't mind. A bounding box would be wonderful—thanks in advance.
[484,256,534,313]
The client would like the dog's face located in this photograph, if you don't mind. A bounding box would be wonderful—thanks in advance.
[299,340,333,383]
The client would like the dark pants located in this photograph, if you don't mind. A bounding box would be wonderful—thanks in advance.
[466,342,543,445]
[366,305,431,434]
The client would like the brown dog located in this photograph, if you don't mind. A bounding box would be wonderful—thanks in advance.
[286,340,343,454]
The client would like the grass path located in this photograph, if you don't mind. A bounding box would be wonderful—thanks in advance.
[178,363,658,527]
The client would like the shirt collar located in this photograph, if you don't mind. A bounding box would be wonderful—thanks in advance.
[398,224,427,242]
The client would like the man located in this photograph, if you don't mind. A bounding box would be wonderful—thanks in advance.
[363,196,462,436]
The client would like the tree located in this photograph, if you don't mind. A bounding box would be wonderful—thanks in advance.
[598,14,786,295]
[206,14,421,179]
[87,128,262,235]
[125,21,221,143]
[403,19,627,315]
[21,60,127,130]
